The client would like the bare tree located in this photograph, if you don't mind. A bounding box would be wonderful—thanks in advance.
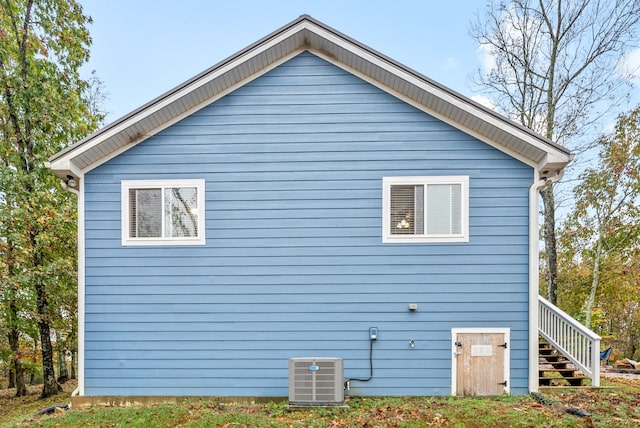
[471,0,640,304]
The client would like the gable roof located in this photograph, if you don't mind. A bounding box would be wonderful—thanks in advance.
[48,15,571,182]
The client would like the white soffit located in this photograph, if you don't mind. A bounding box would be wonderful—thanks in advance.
[48,15,571,180]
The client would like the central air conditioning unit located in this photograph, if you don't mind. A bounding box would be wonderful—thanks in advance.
[288,357,344,406]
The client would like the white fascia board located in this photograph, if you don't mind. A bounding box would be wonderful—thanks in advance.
[47,157,84,180]
[306,24,569,170]
[385,72,564,163]
[47,158,72,177]
[537,151,574,173]
[53,17,570,178]
[311,48,541,171]
[140,22,304,116]
[53,24,308,174]
[79,50,303,176]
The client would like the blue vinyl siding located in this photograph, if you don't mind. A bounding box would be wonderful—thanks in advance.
[83,52,533,396]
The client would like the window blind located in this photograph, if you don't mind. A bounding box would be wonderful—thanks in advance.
[390,185,424,235]
[130,188,162,237]
[426,184,461,235]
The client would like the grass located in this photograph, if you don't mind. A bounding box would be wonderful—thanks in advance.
[1,378,640,427]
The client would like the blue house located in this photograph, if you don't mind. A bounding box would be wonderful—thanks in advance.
[49,16,574,400]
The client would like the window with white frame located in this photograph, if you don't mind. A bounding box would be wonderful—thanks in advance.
[121,179,206,246]
[382,176,469,243]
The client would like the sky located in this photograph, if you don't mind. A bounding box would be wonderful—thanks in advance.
[79,0,489,122]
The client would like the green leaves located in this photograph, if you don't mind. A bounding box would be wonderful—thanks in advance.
[0,0,101,397]
[559,106,640,346]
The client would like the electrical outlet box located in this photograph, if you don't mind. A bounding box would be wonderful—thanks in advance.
[369,327,378,340]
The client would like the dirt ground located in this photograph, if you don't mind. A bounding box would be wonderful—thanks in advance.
[602,369,640,381]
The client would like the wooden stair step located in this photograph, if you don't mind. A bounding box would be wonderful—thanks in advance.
[538,338,589,387]
[543,377,587,382]
[539,376,587,386]
[539,367,579,373]
[539,351,566,358]
[540,370,581,379]
[541,357,566,363]
[539,363,570,369]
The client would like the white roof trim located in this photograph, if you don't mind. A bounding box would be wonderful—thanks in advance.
[49,15,571,181]
[309,49,538,171]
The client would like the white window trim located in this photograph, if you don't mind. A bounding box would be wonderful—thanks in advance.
[382,176,469,243]
[121,179,206,246]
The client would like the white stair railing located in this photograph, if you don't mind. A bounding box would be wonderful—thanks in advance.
[538,296,601,387]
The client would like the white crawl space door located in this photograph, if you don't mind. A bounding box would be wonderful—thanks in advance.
[452,328,510,396]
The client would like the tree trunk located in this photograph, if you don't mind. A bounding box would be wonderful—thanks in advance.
[36,282,62,398]
[585,238,604,329]
[70,350,76,380]
[69,321,77,380]
[541,186,558,304]
[57,348,69,383]
[30,334,38,385]
[7,328,27,397]
[8,368,15,389]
